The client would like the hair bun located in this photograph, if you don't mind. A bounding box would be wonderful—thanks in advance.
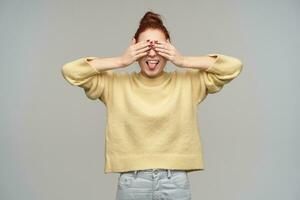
[133,10,171,43]
[140,11,163,26]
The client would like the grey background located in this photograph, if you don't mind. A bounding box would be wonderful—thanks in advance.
[1,0,299,200]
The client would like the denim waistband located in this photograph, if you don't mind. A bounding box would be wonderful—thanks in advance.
[120,169,186,180]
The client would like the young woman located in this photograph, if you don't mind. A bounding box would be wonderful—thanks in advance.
[61,11,243,200]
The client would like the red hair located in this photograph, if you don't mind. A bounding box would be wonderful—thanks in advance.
[133,11,171,42]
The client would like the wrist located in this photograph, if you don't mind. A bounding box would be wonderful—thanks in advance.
[118,56,127,68]
[178,56,186,68]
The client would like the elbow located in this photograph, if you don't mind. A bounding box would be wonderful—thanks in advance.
[61,63,76,85]
[228,56,243,76]
[61,63,70,79]
[235,57,243,68]
[235,58,243,75]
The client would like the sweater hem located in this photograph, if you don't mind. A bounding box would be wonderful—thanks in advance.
[104,153,205,174]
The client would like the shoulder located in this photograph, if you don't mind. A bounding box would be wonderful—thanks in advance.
[104,70,132,83]
[174,68,201,78]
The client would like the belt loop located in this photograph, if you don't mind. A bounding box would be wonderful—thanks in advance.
[167,169,171,179]
[134,170,138,178]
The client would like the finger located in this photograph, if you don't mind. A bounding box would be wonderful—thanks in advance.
[153,43,168,50]
[154,47,171,56]
[134,40,150,51]
[154,46,170,55]
[153,40,162,45]
[154,41,172,50]
[156,40,168,45]
[135,51,148,59]
[136,45,150,54]
[157,51,170,60]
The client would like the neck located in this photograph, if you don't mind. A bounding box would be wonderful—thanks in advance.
[136,70,170,86]
[141,70,164,79]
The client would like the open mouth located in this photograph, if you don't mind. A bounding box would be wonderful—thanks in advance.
[146,60,160,70]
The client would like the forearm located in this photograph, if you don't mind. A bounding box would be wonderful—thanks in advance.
[86,56,125,71]
[181,55,217,70]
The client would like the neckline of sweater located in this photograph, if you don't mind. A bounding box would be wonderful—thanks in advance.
[134,70,172,87]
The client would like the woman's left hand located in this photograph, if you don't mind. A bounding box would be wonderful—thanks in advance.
[153,39,185,67]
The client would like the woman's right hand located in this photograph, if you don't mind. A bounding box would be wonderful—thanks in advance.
[120,38,150,67]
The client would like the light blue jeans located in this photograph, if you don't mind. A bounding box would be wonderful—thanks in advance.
[115,169,192,200]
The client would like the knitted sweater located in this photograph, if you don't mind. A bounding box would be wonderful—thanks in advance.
[61,53,243,174]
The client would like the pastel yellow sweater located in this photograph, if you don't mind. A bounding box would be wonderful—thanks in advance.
[61,53,243,174]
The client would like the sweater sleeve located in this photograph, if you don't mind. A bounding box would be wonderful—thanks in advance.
[61,56,113,104]
[186,53,243,104]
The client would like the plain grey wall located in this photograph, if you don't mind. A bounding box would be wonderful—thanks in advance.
[1,0,299,200]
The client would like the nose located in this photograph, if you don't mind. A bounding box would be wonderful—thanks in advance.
[148,48,157,56]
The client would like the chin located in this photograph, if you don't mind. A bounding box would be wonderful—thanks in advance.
[144,67,162,76]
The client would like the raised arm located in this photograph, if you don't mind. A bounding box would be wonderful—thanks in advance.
[183,53,243,104]
[61,56,123,103]
[86,56,124,71]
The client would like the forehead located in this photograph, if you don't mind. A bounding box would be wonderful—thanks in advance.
[138,29,166,41]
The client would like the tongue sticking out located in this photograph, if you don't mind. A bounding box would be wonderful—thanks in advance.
[147,61,159,70]
[149,63,157,69]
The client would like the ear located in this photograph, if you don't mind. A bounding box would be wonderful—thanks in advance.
[131,37,136,45]
[167,39,170,43]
